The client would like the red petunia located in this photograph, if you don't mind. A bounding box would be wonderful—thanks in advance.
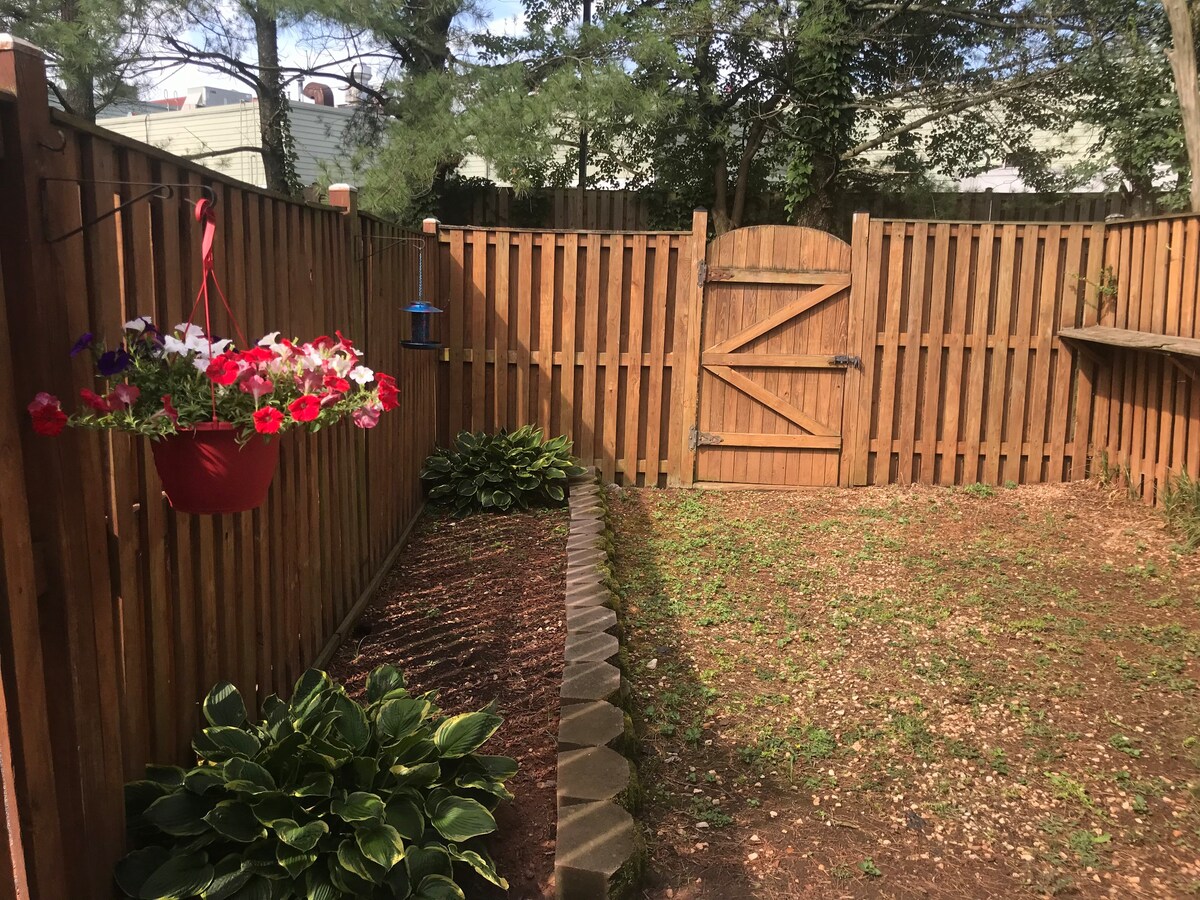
[161,394,179,424]
[253,407,285,434]
[288,394,321,423]
[80,388,113,413]
[322,375,350,394]
[376,373,399,412]
[241,347,275,364]
[28,393,68,436]
[205,353,240,386]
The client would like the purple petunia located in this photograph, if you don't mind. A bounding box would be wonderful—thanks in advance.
[69,332,94,356]
[97,349,131,376]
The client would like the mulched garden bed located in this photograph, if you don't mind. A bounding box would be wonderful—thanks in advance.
[328,506,568,899]
[611,481,1200,899]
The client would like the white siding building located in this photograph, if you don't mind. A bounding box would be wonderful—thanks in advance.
[99,100,357,188]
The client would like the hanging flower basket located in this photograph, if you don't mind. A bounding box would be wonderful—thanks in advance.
[150,422,280,515]
[26,199,399,515]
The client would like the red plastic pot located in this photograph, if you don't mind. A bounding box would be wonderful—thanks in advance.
[151,422,280,515]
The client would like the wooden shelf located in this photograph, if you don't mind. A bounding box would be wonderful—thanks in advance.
[1058,326,1200,360]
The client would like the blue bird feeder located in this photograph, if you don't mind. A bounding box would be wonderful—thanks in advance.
[401,301,443,350]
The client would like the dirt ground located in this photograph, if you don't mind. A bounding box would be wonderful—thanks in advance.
[328,506,567,899]
[610,481,1200,899]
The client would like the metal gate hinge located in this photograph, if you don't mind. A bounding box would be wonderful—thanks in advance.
[688,425,723,450]
[830,354,862,368]
[697,260,707,287]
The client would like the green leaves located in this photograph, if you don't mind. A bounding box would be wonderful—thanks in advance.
[421,426,584,514]
[356,823,406,869]
[118,665,516,899]
[203,683,247,728]
[430,796,498,842]
[433,711,503,758]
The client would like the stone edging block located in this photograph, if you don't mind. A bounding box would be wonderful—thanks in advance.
[555,469,642,899]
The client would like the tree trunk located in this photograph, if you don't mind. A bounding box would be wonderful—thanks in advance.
[1163,0,1200,212]
[712,143,732,233]
[250,6,299,196]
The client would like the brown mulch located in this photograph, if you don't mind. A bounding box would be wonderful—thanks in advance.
[328,506,567,899]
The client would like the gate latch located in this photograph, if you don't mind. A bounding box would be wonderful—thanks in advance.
[688,425,724,450]
[829,354,861,368]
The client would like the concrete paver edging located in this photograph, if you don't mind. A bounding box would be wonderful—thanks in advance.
[554,469,643,899]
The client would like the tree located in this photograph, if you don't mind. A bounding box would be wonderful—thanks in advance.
[0,0,145,119]
[1163,0,1200,210]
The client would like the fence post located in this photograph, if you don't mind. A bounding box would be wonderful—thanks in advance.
[841,211,872,486]
[673,208,708,487]
[0,36,119,900]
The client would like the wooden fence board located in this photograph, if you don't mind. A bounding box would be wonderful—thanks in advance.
[0,45,437,899]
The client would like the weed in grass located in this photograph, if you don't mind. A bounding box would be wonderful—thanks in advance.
[962,482,997,498]
[1068,830,1111,868]
[1162,470,1200,550]
[858,858,883,878]
[688,797,733,828]
[1046,772,1093,810]
[1109,734,1142,758]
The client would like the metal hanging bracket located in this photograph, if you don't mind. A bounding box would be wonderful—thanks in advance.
[40,179,217,243]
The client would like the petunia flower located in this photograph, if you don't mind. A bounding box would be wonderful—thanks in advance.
[205,353,241,386]
[349,366,374,385]
[160,394,179,424]
[161,335,189,356]
[376,373,399,412]
[175,323,204,340]
[257,331,281,347]
[97,349,131,376]
[124,316,151,333]
[108,384,141,408]
[288,394,321,423]
[27,393,67,436]
[352,405,381,429]
[252,407,285,434]
[323,375,350,394]
[80,389,113,413]
[70,332,94,356]
[240,374,274,402]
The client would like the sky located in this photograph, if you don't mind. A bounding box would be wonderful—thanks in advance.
[144,0,527,101]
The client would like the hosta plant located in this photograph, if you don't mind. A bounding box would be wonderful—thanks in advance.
[420,425,586,514]
[116,666,515,900]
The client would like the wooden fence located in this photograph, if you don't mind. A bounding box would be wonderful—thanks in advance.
[1089,215,1200,502]
[847,218,1108,486]
[433,214,1199,498]
[440,185,1162,232]
[0,40,436,899]
[429,222,701,485]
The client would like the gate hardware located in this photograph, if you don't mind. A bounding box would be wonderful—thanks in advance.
[688,425,723,450]
[829,354,861,368]
[697,259,708,287]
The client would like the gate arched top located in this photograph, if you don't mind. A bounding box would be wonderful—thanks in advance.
[706,224,851,272]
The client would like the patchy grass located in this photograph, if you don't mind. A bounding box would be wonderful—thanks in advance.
[611,481,1200,899]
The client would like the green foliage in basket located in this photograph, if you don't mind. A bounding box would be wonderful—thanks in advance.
[420,425,586,513]
[116,666,515,900]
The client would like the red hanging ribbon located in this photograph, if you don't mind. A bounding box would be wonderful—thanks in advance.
[184,198,250,421]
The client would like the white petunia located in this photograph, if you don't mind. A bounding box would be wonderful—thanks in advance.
[124,316,151,332]
[162,335,189,356]
[193,356,211,373]
[258,331,281,346]
[349,366,375,385]
[175,323,205,340]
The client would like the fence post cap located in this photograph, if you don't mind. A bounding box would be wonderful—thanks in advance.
[422,217,440,225]
[328,183,357,193]
[0,34,44,55]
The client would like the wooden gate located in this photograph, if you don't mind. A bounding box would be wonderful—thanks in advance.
[686,224,856,487]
